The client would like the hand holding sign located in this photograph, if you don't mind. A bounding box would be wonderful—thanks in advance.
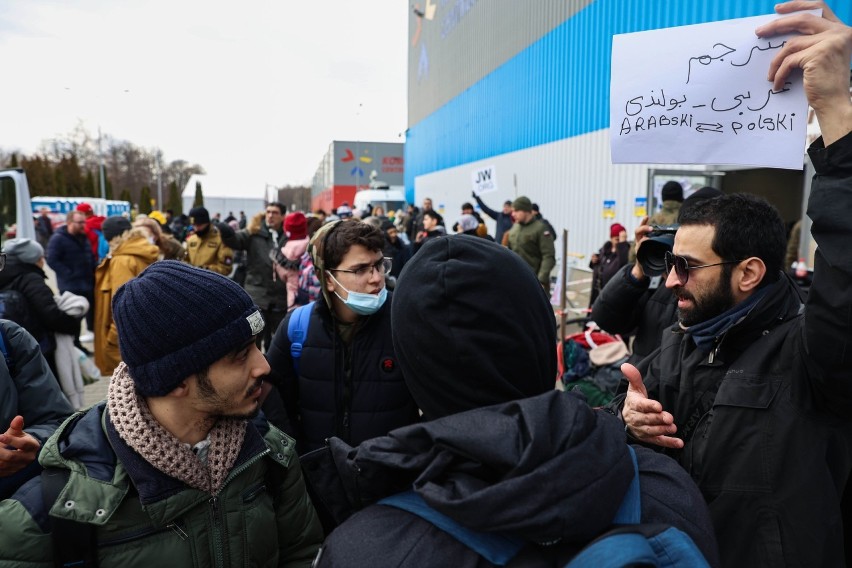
[610,10,820,169]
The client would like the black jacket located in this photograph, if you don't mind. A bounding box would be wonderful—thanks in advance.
[610,133,852,567]
[266,294,419,454]
[0,320,71,446]
[314,391,719,567]
[591,264,676,363]
[218,214,287,310]
[45,226,95,293]
[382,236,411,279]
[0,258,80,351]
[473,195,513,244]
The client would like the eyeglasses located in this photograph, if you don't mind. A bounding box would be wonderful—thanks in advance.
[328,257,392,279]
[664,251,743,285]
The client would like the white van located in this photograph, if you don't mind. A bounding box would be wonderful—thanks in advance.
[0,168,36,242]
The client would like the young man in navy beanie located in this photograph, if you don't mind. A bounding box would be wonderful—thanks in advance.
[0,261,322,566]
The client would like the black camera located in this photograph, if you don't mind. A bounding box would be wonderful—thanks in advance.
[636,225,679,276]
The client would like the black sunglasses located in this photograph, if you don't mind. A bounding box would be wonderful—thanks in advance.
[664,251,743,285]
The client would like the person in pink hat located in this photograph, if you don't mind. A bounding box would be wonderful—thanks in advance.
[589,222,630,307]
[272,212,310,311]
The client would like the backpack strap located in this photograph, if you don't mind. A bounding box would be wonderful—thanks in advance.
[611,445,641,525]
[565,445,710,568]
[41,467,99,568]
[287,302,314,375]
[563,525,710,568]
[378,490,525,566]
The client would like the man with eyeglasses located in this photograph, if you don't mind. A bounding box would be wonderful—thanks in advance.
[609,4,852,565]
[46,210,96,349]
[264,220,419,455]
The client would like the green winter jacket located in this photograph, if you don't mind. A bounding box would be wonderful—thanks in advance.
[506,218,556,285]
[0,402,322,567]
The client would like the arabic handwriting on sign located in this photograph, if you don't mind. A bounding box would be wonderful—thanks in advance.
[626,96,644,117]
[747,82,792,112]
[729,40,786,67]
[710,92,751,112]
[667,95,687,111]
[626,91,687,116]
[686,42,736,84]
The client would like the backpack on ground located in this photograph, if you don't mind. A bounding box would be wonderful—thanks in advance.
[379,446,710,568]
[287,302,314,375]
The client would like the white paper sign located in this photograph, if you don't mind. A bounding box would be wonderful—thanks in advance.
[472,165,498,195]
[610,12,818,170]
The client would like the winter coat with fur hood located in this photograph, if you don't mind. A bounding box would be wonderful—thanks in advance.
[94,232,159,376]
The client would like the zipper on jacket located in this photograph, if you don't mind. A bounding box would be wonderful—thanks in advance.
[209,496,227,567]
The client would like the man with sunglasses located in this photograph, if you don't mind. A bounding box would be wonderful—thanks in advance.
[264,220,419,454]
[611,4,852,565]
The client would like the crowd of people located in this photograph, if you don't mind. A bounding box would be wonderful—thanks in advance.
[0,3,850,566]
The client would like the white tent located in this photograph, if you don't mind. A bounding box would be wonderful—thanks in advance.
[180,174,268,219]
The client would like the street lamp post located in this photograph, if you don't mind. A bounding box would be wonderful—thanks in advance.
[98,126,106,200]
[156,150,163,211]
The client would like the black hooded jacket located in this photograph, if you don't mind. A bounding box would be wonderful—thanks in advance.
[317,392,719,567]
[609,133,852,567]
[0,258,80,351]
[311,236,719,566]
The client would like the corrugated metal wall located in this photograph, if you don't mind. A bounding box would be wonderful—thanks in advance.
[405,0,852,267]
[413,129,706,268]
[408,0,594,126]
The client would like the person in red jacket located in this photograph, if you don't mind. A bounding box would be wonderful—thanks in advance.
[75,203,105,261]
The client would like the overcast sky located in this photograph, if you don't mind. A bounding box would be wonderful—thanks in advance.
[1,0,408,197]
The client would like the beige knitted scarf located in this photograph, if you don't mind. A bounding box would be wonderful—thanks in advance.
[107,363,247,494]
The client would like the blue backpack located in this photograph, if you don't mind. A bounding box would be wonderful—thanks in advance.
[287,302,314,375]
[379,446,710,568]
[96,229,110,262]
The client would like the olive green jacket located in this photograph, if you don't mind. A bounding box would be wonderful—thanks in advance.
[0,402,322,567]
[506,218,556,285]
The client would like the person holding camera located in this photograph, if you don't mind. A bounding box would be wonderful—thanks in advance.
[609,4,852,563]
[591,188,722,362]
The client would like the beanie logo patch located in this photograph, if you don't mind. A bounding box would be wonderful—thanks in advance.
[247,310,265,336]
[381,357,395,373]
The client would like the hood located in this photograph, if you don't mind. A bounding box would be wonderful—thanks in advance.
[392,235,556,420]
[282,237,309,261]
[112,233,161,262]
[0,257,44,287]
[330,391,634,542]
[247,212,266,235]
[85,215,105,232]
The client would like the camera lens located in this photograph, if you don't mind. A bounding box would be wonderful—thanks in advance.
[637,233,676,276]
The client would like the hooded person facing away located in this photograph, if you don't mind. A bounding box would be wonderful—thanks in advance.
[310,235,719,567]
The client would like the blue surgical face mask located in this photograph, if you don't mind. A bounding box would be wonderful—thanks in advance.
[328,273,387,315]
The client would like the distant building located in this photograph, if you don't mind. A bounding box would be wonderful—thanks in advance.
[311,141,404,212]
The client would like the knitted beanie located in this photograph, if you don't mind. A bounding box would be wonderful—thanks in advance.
[285,212,308,240]
[112,260,264,397]
[103,216,132,241]
[189,206,210,225]
[661,181,684,202]
[511,196,533,212]
[610,223,626,238]
[3,238,44,264]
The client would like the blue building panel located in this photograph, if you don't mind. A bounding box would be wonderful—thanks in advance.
[405,0,851,201]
